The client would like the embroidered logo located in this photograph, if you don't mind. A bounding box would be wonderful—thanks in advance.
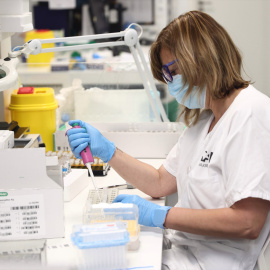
[199,151,213,167]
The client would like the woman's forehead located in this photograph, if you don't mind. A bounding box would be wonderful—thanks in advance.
[160,48,175,65]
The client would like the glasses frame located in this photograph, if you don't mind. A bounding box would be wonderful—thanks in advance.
[161,59,178,83]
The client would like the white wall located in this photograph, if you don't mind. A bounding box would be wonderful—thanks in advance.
[169,0,198,21]
[202,0,270,96]
[179,0,270,97]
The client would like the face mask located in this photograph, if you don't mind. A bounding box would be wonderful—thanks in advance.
[168,74,206,109]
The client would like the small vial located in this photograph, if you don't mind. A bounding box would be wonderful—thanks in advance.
[67,151,73,159]
[57,150,63,157]
[62,166,68,177]
[75,159,81,166]
[80,159,84,166]
[60,152,71,176]
[99,159,104,164]
[69,158,75,166]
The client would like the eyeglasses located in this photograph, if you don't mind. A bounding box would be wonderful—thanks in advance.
[161,59,178,83]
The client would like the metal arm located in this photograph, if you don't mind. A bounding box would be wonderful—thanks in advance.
[8,26,169,122]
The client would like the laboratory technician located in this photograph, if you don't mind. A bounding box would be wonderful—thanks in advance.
[67,11,270,270]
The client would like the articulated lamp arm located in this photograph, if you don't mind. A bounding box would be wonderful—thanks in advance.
[8,26,169,122]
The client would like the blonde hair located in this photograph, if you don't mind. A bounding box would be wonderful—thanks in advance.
[150,10,250,126]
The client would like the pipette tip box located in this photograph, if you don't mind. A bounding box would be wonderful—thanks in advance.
[71,221,129,270]
[83,202,140,250]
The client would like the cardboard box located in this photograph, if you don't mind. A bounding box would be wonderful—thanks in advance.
[64,169,89,202]
[0,148,64,240]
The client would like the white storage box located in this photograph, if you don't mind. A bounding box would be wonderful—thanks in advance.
[0,239,46,267]
[54,122,185,158]
[0,130,14,149]
[64,169,89,202]
[0,148,64,240]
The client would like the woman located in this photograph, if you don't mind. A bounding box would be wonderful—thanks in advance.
[67,11,270,270]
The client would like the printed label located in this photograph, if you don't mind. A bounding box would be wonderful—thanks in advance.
[0,195,45,239]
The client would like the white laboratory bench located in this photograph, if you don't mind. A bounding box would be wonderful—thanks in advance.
[46,159,165,270]
[17,46,154,89]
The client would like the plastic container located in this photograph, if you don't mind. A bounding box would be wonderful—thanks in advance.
[0,239,47,268]
[74,89,152,123]
[83,202,140,250]
[25,30,55,66]
[8,87,58,151]
[71,222,129,270]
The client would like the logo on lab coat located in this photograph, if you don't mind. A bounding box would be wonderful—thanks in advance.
[199,151,213,167]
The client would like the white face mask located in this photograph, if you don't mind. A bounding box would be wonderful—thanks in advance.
[168,74,206,109]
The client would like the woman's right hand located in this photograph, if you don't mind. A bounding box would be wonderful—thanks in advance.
[66,120,115,163]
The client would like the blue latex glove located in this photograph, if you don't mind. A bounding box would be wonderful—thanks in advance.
[113,194,171,229]
[66,120,115,163]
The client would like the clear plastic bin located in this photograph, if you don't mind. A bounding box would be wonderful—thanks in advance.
[83,202,140,250]
[71,221,129,270]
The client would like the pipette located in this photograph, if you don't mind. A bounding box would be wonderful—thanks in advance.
[71,123,101,202]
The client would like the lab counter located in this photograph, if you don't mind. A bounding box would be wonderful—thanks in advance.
[46,159,165,270]
[16,63,171,102]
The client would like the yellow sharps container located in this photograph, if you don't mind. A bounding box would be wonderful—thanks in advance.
[9,87,58,151]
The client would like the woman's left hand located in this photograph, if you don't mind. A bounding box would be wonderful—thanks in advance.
[113,194,171,228]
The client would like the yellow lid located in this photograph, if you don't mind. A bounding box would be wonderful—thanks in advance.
[9,87,58,111]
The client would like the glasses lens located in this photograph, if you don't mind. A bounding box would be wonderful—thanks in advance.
[162,67,172,82]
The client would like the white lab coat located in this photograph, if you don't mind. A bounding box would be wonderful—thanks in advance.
[162,85,270,270]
